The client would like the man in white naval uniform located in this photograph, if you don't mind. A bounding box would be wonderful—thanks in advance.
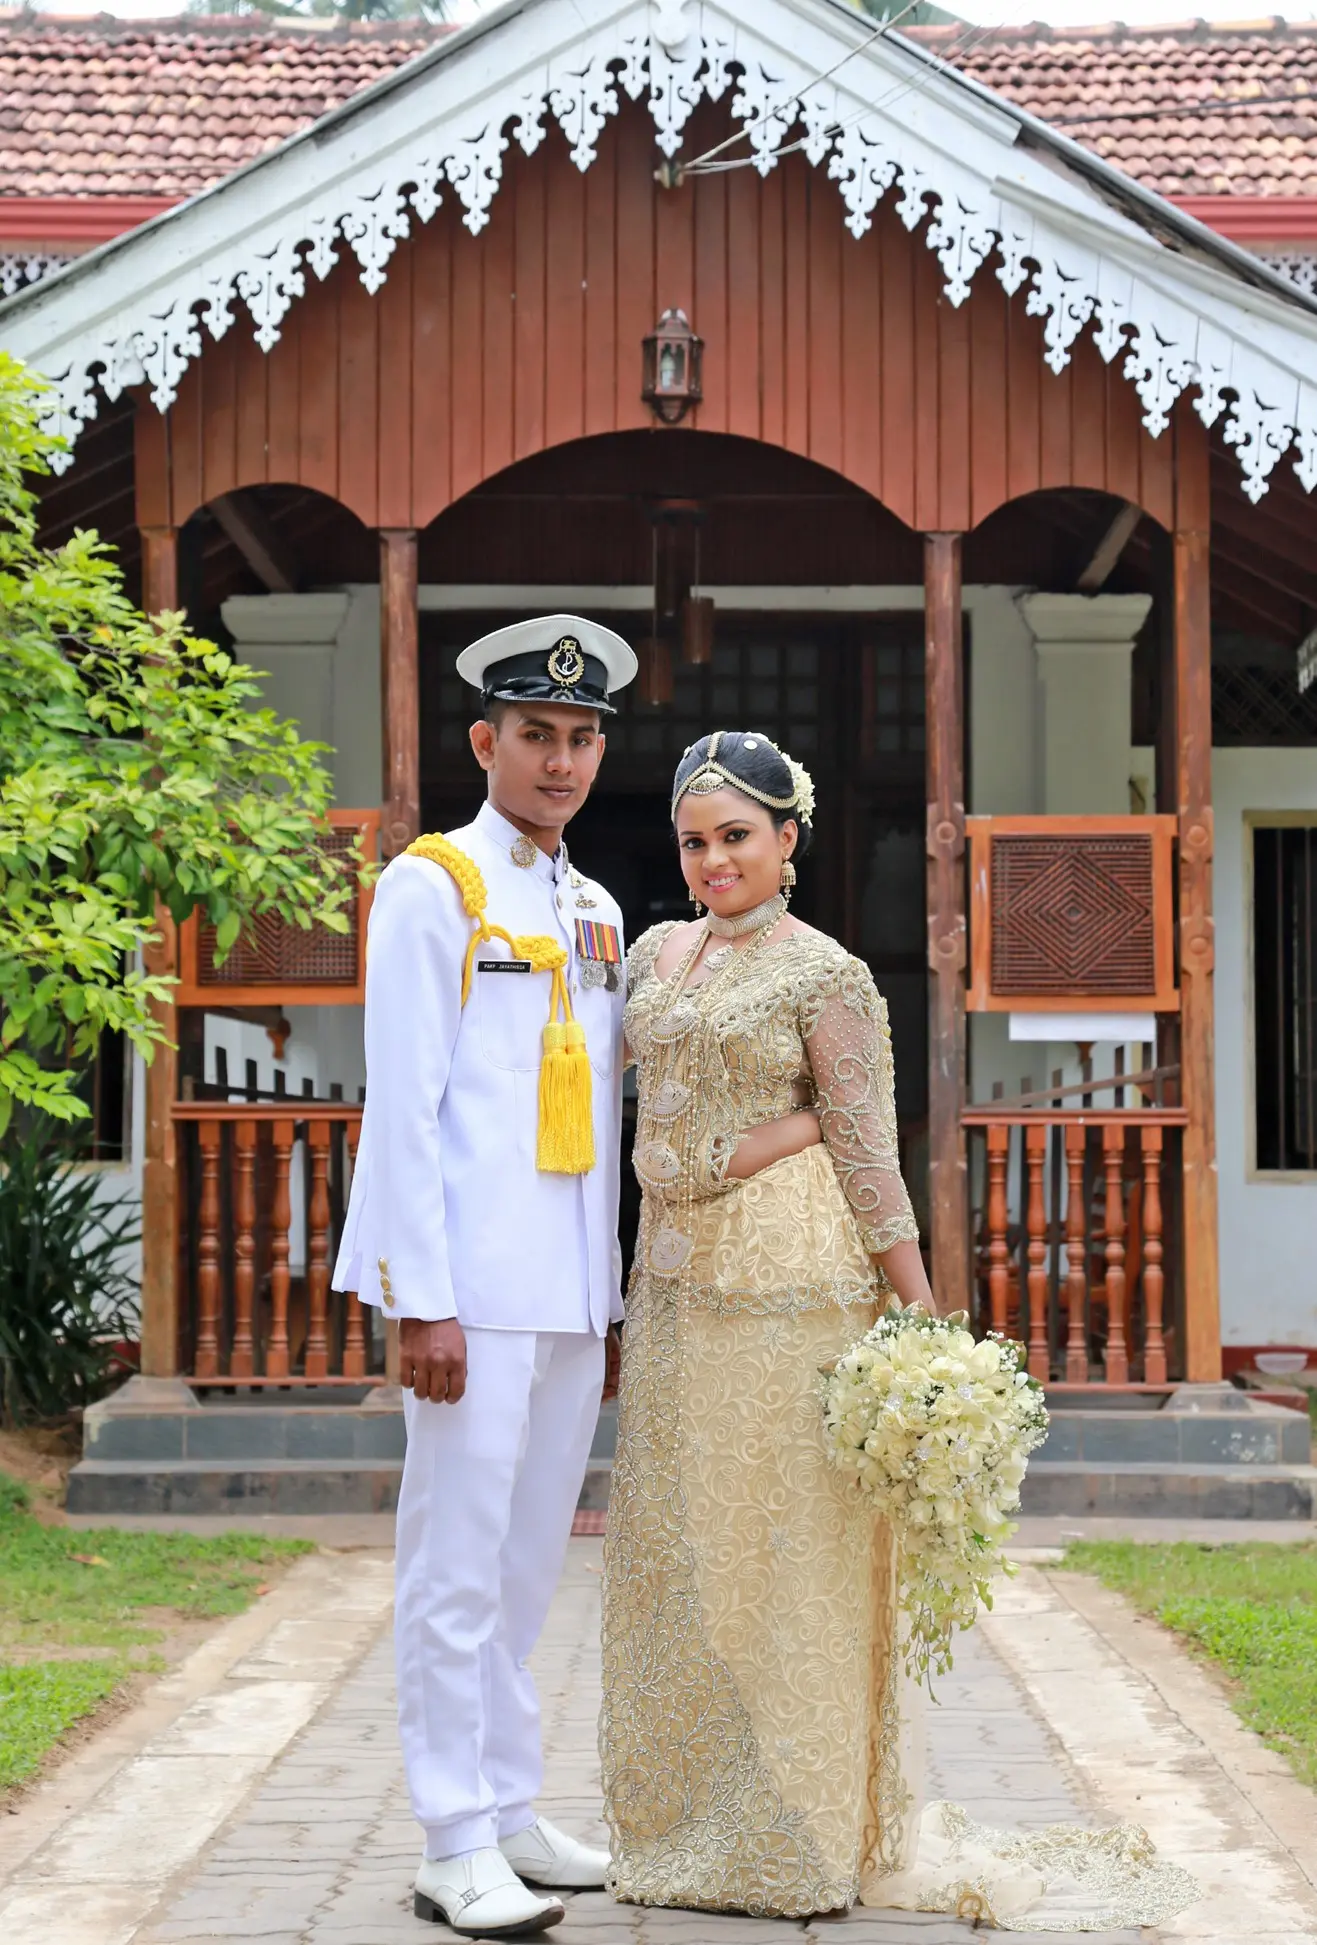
[334,615,635,1936]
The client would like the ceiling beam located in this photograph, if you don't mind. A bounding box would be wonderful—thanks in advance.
[1076,501,1143,593]
[1209,523,1317,613]
[1207,551,1306,644]
[208,491,299,595]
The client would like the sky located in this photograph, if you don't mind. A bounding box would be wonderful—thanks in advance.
[25,0,1317,28]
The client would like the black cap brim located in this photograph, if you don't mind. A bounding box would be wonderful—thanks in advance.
[485,677,616,715]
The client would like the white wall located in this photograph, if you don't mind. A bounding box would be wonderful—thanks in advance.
[1214,748,1317,1351]
[966,591,1153,1110]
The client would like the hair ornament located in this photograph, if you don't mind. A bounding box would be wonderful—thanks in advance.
[783,754,816,825]
[672,728,816,824]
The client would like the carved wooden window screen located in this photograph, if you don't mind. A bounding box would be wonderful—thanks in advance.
[175,810,379,1007]
[967,816,1178,1014]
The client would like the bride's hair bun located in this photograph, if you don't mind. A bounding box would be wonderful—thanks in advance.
[671,730,814,854]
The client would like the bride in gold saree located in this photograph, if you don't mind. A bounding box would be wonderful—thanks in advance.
[599,731,1196,1931]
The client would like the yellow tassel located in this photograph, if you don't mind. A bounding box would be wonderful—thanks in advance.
[406,834,595,1173]
[537,1014,595,1174]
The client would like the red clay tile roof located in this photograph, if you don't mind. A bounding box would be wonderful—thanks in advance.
[907,18,1317,200]
[0,12,445,199]
[1,11,1316,208]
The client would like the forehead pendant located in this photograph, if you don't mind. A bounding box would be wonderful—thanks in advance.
[547,636,586,687]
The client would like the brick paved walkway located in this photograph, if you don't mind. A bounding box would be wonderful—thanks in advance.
[132,1544,1142,1945]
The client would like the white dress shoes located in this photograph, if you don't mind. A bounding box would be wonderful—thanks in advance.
[500,1815,611,1890]
[413,1847,565,1935]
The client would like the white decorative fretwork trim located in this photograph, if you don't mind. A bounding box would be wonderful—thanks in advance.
[0,251,72,299]
[7,0,1317,503]
[1259,249,1317,299]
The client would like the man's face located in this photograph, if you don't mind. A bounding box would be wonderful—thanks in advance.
[469,702,606,829]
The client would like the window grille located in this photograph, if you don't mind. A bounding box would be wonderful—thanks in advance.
[1254,823,1317,1170]
[1213,667,1317,746]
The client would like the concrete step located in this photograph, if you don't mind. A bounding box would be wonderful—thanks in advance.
[66,1458,403,1517]
[84,1402,405,1465]
[65,1453,616,1519]
[1020,1460,1317,1520]
[1036,1407,1312,1468]
[68,1383,619,1517]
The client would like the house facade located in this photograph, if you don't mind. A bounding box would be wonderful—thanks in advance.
[4,0,1317,1395]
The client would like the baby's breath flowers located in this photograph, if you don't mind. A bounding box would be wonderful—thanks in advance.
[822,1303,1049,1685]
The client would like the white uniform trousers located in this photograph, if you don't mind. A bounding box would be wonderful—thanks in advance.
[395,1327,606,1859]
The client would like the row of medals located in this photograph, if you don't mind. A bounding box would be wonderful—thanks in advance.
[510,829,619,993]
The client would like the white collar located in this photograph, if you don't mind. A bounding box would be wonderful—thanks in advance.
[475,800,567,884]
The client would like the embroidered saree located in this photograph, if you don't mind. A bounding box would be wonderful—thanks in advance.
[599,921,1198,1932]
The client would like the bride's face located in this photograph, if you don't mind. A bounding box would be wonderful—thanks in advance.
[675,786,797,919]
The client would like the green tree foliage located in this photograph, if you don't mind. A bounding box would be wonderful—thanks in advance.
[0,354,351,1132]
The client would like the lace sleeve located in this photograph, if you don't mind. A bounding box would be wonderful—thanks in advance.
[626,922,677,997]
[802,956,920,1256]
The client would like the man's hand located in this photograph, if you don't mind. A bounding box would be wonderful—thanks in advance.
[602,1325,622,1403]
[399,1317,468,1404]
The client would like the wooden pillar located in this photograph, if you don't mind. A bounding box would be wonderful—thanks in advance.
[1173,519,1222,1381]
[923,533,970,1312]
[380,529,421,860]
[139,525,180,1378]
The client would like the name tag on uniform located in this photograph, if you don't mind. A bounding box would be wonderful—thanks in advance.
[576,919,621,992]
[478,959,532,973]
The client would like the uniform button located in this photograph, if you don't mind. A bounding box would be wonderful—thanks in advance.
[383,1289,396,1309]
[377,1256,388,1271]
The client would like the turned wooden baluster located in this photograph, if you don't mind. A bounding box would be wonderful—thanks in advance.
[986,1125,1010,1336]
[266,1119,294,1380]
[230,1120,257,1379]
[1025,1124,1050,1380]
[1102,1124,1130,1385]
[341,1121,367,1379]
[194,1122,222,1380]
[1140,1126,1167,1385]
[1063,1125,1089,1383]
[305,1123,331,1380]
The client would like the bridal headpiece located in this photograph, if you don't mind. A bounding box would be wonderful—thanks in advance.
[672,730,816,825]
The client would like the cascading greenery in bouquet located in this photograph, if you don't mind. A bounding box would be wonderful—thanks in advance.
[822,1303,1050,1684]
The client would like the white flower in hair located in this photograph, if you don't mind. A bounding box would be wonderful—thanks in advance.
[785,756,816,824]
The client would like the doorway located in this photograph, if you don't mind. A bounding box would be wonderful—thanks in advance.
[419,607,932,1255]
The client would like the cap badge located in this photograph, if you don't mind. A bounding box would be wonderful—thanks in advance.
[547,637,586,687]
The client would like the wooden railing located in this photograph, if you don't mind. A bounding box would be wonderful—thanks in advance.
[963,1099,1188,1387]
[173,1101,373,1385]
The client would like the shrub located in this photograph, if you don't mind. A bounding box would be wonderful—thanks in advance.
[0,1127,138,1423]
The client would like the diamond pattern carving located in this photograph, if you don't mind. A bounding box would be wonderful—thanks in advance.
[990,835,1156,997]
[196,828,361,989]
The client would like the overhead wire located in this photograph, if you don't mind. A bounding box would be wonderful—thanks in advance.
[675,1,1043,182]
[673,0,926,179]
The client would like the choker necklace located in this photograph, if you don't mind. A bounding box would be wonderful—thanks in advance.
[705,892,787,939]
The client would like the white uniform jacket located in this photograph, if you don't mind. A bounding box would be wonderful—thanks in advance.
[334,802,626,1335]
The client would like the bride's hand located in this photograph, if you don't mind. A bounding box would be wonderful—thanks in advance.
[724,1109,823,1181]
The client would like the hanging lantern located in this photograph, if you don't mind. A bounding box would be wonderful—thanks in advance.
[681,595,715,666]
[636,636,674,708]
[642,309,703,424]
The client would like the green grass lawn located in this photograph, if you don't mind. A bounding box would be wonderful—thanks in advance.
[0,1471,311,1792]
[1061,1539,1317,1790]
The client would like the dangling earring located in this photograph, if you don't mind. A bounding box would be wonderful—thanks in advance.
[689,885,703,915]
[780,858,797,904]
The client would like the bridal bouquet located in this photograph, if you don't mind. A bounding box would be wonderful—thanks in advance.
[822,1304,1050,1683]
